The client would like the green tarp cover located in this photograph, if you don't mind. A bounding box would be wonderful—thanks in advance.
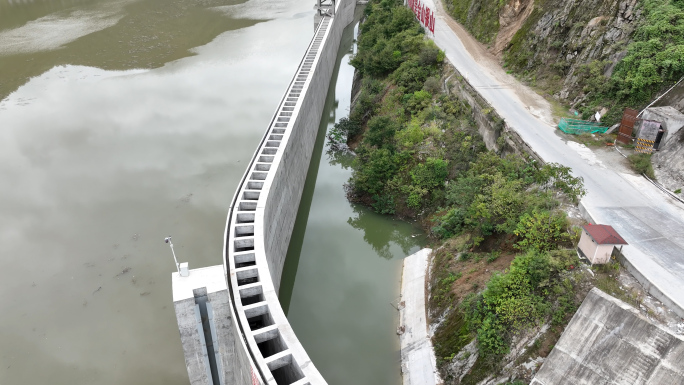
[558,118,610,134]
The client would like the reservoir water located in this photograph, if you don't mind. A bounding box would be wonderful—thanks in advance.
[0,0,424,384]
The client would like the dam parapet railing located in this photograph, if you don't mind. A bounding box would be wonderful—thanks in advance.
[221,1,355,384]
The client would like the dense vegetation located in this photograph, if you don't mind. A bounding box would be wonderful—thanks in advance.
[430,152,584,249]
[340,0,481,216]
[460,250,578,356]
[446,0,684,125]
[339,0,607,382]
[446,0,504,43]
[342,0,584,222]
[428,236,628,383]
[572,0,684,122]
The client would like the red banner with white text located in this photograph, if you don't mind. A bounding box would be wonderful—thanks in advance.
[407,0,435,34]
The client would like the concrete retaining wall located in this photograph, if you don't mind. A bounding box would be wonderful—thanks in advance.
[531,288,684,385]
[446,72,546,165]
[221,2,355,385]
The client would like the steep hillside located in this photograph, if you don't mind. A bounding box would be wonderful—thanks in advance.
[444,0,684,125]
[341,1,662,383]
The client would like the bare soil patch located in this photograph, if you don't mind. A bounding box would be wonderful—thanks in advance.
[450,253,516,303]
[493,0,535,55]
[433,0,555,125]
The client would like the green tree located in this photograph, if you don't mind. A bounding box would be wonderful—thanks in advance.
[352,147,399,195]
[411,158,449,190]
[365,116,399,149]
[514,210,570,252]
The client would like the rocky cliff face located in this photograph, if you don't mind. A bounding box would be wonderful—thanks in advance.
[503,0,642,109]
[654,82,684,113]
[493,0,536,54]
[446,0,648,123]
[650,106,684,195]
[652,88,684,197]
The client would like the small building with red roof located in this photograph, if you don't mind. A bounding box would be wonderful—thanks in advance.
[577,224,628,264]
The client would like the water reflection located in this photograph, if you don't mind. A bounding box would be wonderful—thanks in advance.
[0,0,259,100]
[0,0,317,383]
[347,205,424,260]
[324,146,353,169]
[280,10,426,385]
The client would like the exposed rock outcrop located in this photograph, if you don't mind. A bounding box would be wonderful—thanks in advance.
[653,137,684,195]
[445,0,649,122]
[493,0,535,54]
[654,82,684,114]
[503,0,642,102]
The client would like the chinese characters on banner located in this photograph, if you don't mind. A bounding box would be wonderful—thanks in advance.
[407,0,435,34]
[251,367,260,385]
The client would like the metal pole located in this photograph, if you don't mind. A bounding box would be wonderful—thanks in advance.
[637,75,684,117]
[165,236,180,274]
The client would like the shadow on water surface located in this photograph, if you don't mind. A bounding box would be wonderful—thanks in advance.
[278,25,342,315]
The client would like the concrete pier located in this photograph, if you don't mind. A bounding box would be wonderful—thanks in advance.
[173,266,254,385]
[399,248,440,385]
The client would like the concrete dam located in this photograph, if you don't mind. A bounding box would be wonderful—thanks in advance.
[171,1,355,384]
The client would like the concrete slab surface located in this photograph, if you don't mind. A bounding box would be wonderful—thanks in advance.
[399,248,440,385]
[172,264,227,302]
[531,288,684,385]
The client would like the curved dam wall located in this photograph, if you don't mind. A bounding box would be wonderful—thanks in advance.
[221,1,355,384]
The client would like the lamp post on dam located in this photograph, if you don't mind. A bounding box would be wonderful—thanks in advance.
[166,236,189,277]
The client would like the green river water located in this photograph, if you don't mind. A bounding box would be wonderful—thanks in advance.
[280,14,427,385]
[0,1,425,384]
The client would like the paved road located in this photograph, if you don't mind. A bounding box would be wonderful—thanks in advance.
[422,0,684,317]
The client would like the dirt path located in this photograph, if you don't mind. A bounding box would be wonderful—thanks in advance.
[432,0,556,126]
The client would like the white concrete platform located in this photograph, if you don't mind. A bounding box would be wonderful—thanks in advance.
[172,264,227,302]
[399,248,440,385]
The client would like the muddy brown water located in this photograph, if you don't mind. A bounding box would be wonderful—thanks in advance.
[0,1,424,384]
